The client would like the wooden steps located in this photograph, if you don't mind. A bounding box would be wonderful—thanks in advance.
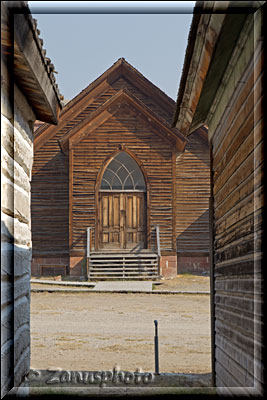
[88,252,159,280]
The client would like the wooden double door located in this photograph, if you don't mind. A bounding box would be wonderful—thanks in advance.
[99,192,146,250]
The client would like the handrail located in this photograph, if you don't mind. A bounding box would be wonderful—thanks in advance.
[87,227,91,258]
[155,225,161,258]
[86,227,93,279]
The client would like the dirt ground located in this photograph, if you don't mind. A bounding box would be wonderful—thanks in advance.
[30,276,211,374]
[157,274,210,292]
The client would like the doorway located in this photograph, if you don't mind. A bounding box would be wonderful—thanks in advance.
[99,192,146,249]
[97,151,147,250]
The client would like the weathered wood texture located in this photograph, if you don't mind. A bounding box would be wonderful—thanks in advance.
[32,67,175,258]
[31,133,69,256]
[2,2,61,395]
[99,192,146,250]
[71,106,173,255]
[176,130,210,256]
[34,59,176,151]
[212,46,263,388]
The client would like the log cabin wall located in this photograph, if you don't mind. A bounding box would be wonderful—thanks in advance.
[176,130,210,273]
[208,13,264,391]
[1,2,62,395]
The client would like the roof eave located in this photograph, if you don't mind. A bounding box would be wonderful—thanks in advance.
[3,2,63,124]
[13,13,62,123]
[173,1,260,136]
[172,1,227,135]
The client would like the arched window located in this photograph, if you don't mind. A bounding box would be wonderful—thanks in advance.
[100,152,146,191]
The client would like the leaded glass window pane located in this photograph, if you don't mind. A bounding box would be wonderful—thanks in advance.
[102,169,113,184]
[107,159,120,173]
[100,152,146,191]
[135,180,146,190]
[124,175,134,190]
[118,166,129,182]
[111,175,122,190]
[101,179,111,190]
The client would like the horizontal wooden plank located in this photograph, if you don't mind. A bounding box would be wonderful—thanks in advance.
[176,130,210,254]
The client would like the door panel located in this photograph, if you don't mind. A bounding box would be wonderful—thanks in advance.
[125,193,145,249]
[99,192,146,249]
[100,194,121,249]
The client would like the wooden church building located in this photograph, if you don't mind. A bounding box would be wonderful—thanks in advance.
[31,58,210,279]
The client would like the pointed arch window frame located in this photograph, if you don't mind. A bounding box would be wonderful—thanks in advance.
[99,151,147,192]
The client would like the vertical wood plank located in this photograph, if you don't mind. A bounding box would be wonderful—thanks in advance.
[103,196,108,227]
[133,195,137,228]
[133,195,137,242]
[137,196,140,230]
[109,194,113,227]
[120,193,125,248]
[114,196,119,226]
[127,196,133,228]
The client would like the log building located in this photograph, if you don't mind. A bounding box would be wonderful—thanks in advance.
[31,58,210,279]
[1,1,62,395]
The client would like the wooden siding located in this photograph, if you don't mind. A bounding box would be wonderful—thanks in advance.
[212,45,263,388]
[112,77,174,124]
[32,66,177,260]
[31,132,69,256]
[176,130,210,254]
[71,106,173,255]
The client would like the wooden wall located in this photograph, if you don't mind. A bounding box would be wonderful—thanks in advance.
[31,131,69,256]
[71,104,173,255]
[176,130,210,272]
[32,73,175,258]
[211,42,263,389]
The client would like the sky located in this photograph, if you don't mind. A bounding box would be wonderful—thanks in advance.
[28,2,195,102]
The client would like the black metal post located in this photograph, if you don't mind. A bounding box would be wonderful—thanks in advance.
[154,320,159,374]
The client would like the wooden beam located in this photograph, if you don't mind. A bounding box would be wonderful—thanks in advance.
[69,147,73,253]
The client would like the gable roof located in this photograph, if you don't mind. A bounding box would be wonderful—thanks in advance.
[62,57,176,116]
[58,88,187,153]
[34,58,177,151]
